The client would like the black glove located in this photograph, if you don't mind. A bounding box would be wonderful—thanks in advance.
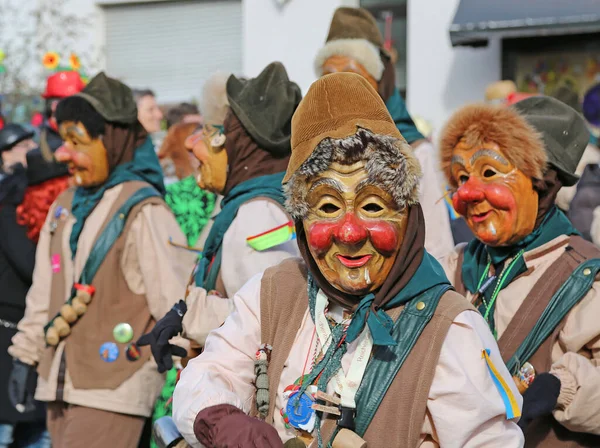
[518,372,561,431]
[8,359,37,414]
[138,300,188,373]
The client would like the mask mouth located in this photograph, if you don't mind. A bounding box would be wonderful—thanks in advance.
[336,254,372,268]
[470,210,492,223]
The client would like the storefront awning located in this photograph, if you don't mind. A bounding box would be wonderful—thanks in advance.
[450,0,600,47]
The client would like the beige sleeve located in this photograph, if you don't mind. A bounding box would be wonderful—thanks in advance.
[427,310,524,447]
[550,280,600,434]
[181,286,235,347]
[413,142,454,260]
[591,207,600,247]
[173,274,263,448]
[121,203,197,320]
[220,199,300,296]
[8,203,58,365]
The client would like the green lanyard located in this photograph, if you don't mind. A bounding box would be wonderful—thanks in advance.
[475,249,525,330]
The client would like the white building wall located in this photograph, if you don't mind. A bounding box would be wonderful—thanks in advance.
[242,0,359,95]
[406,0,500,136]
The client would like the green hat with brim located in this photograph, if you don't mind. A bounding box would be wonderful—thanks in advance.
[512,96,590,187]
[75,72,138,124]
[226,62,302,156]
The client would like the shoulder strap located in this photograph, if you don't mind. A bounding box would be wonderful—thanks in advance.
[504,236,600,374]
[353,283,454,436]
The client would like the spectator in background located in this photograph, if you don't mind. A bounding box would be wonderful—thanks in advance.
[133,89,163,134]
[165,102,202,129]
[0,124,69,448]
[39,72,86,161]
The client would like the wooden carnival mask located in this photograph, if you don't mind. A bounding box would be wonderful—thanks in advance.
[303,161,407,295]
[321,55,378,92]
[185,123,228,194]
[450,140,538,246]
[56,121,109,188]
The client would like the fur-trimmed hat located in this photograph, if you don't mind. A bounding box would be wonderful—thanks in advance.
[314,7,385,82]
[199,71,231,127]
[284,72,421,220]
[440,96,589,188]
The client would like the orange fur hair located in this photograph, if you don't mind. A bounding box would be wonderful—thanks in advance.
[158,122,198,180]
[439,103,547,187]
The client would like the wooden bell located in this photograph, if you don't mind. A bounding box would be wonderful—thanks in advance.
[71,297,87,316]
[45,326,60,346]
[76,289,92,305]
[53,316,71,337]
[60,304,78,323]
[332,429,367,448]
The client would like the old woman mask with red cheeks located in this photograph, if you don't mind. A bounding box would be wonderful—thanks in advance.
[285,128,420,296]
[449,139,539,247]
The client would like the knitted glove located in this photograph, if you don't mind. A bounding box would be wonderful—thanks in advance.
[137,300,188,373]
[518,372,561,431]
[8,359,37,414]
[194,404,282,448]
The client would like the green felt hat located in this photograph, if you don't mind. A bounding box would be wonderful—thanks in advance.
[75,72,137,124]
[226,62,302,156]
[512,96,590,187]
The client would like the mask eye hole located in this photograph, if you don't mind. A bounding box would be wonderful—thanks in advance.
[483,169,496,178]
[362,203,383,213]
[319,203,340,214]
[459,174,469,185]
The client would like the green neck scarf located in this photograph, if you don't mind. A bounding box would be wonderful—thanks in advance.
[195,172,286,290]
[385,88,424,145]
[69,137,165,258]
[462,207,579,331]
[309,251,450,347]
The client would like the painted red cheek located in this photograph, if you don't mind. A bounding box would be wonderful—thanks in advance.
[307,221,337,254]
[363,220,399,254]
[452,193,468,217]
[482,183,516,210]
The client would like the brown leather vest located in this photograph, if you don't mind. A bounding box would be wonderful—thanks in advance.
[38,181,165,390]
[258,258,473,448]
[455,236,600,448]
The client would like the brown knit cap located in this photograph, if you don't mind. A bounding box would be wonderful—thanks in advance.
[325,7,383,47]
[284,72,401,183]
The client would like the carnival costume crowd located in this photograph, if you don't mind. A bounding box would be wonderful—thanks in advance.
[3,7,600,448]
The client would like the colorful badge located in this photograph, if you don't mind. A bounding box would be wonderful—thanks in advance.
[517,362,536,389]
[99,342,119,363]
[246,221,296,252]
[283,390,317,432]
[113,322,134,344]
[51,254,61,273]
[54,206,63,219]
[125,342,141,361]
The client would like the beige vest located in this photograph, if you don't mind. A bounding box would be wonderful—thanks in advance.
[258,258,473,448]
[39,181,165,390]
[455,236,600,448]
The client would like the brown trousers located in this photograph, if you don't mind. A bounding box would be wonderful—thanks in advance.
[47,403,145,448]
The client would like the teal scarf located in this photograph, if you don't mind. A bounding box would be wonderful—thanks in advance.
[385,88,424,145]
[69,137,166,258]
[461,207,579,331]
[309,251,450,347]
[195,172,286,290]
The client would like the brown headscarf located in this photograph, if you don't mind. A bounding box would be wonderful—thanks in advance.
[158,122,197,179]
[104,120,148,171]
[296,203,426,311]
[222,110,291,196]
[533,168,563,229]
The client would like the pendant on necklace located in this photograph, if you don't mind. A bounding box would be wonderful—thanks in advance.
[282,385,318,432]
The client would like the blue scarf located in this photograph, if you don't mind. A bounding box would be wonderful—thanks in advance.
[195,172,286,290]
[69,137,165,258]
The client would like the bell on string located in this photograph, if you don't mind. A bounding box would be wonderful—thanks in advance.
[53,316,71,337]
[60,304,78,323]
[71,297,87,316]
[45,326,60,346]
